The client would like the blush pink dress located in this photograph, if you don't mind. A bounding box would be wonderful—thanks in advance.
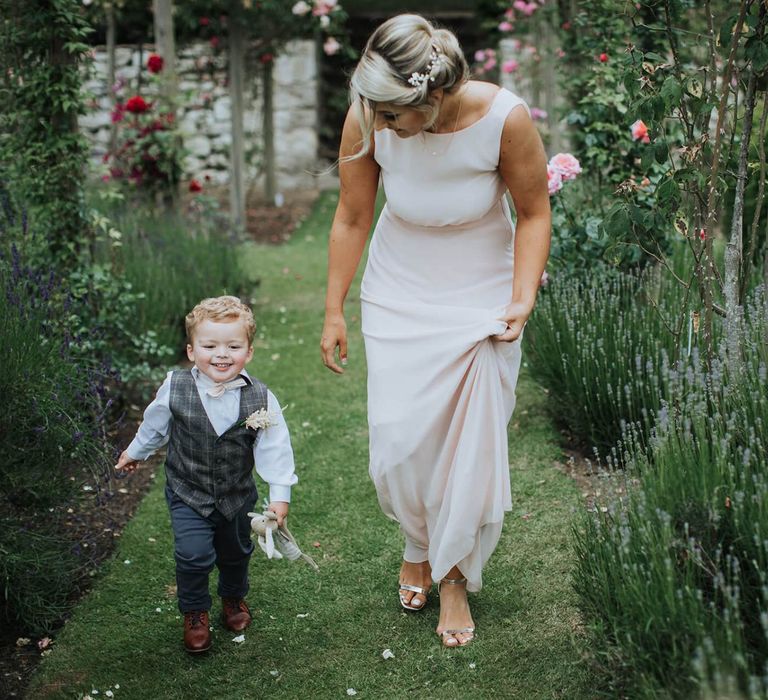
[361,88,529,592]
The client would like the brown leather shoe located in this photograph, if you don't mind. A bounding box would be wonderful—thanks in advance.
[221,598,252,632]
[183,610,212,653]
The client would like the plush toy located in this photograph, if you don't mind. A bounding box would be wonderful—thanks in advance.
[248,508,319,572]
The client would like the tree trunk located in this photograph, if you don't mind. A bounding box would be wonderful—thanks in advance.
[152,0,177,103]
[228,0,246,235]
[724,67,757,375]
[106,2,117,154]
[263,60,277,204]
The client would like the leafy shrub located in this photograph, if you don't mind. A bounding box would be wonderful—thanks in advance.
[573,288,768,697]
[0,206,114,633]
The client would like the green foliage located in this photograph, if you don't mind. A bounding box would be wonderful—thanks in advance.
[573,289,768,697]
[0,0,92,268]
[0,522,83,635]
[0,195,114,634]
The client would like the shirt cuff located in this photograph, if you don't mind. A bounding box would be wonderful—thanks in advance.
[268,484,292,503]
[126,440,154,462]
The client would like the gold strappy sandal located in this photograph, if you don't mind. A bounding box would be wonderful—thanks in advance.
[436,577,475,647]
[398,582,430,611]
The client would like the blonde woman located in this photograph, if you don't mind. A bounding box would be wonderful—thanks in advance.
[320,14,550,648]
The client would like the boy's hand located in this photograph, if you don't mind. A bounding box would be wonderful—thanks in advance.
[115,449,140,474]
[268,501,289,527]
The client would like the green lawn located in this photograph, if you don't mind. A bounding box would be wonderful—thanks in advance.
[28,192,592,699]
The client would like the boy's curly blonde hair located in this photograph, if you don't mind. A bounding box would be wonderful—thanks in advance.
[185,296,256,344]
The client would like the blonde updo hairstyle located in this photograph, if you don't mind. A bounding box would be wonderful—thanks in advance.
[347,14,469,160]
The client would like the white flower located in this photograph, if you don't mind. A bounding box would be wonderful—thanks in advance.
[244,408,278,431]
[319,14,330,28]
[292,0,311,14]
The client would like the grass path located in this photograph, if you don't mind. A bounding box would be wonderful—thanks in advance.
[29,193,592,699]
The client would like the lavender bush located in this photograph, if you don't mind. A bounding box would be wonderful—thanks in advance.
[573,288,768,697]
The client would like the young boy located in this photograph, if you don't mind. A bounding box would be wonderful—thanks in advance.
[115,296,297,654]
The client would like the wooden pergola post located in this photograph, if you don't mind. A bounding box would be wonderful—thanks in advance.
[228,0,246,235]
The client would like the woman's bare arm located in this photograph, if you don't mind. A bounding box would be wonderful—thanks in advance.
[496,105,551,342]
[321,106,381,373]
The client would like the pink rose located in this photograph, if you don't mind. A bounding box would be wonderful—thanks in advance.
[548,152,582,181]
[555,48,565,58]
[323,37,341,56]
[474,49,487,62]
[530,107,548,120]
[498,21,513,32]
[501,59,519,74]
[630,119,651,143]
[540,270,549,287]
[312,0,337,16]
[483,57,497,71]
[547,166,563,195]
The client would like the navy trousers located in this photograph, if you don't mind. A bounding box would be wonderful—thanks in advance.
[165,485,255,613]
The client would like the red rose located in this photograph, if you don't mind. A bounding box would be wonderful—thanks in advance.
[147,54,164,74]
[210,36,220,49]
[199,16,210,26]
[189,179,203,193]
[599,53,609,63]
[259,53,274,64]
[125,95,149,114]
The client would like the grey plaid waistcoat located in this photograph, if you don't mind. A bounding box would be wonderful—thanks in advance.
[165,369,268,520]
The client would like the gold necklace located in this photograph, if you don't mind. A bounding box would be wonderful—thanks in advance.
[422,86,466,157]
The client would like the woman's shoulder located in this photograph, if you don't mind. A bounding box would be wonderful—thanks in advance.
[461,81,503,117]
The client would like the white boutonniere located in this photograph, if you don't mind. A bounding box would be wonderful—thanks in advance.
[243,408,277,431]
[242,404,287,431]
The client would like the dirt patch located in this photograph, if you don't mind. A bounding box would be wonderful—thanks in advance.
[244,189,321,244]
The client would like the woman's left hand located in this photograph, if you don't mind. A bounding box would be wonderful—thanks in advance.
[495,300,534,342]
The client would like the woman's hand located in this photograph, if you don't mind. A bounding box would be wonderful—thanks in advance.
[495,299,534,342]
[321,312,348,374]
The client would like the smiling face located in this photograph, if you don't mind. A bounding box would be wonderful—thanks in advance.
[187,318,254,384]
[374,103,430,138]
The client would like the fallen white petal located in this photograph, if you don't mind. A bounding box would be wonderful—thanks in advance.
[269,670,279,677]
[469,662,477,669]
[232,635,245,643]
[105,692,114,698]
[382,648,395,660]
[123,560,131,565]
[155,608,162,613]
[83,485,94,491]
[296,613,309,618]
[346,690,357,697]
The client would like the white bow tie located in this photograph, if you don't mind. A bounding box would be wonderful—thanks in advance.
[205,377,247,398]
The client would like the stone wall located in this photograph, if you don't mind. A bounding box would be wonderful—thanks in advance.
[80,40,322,194]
